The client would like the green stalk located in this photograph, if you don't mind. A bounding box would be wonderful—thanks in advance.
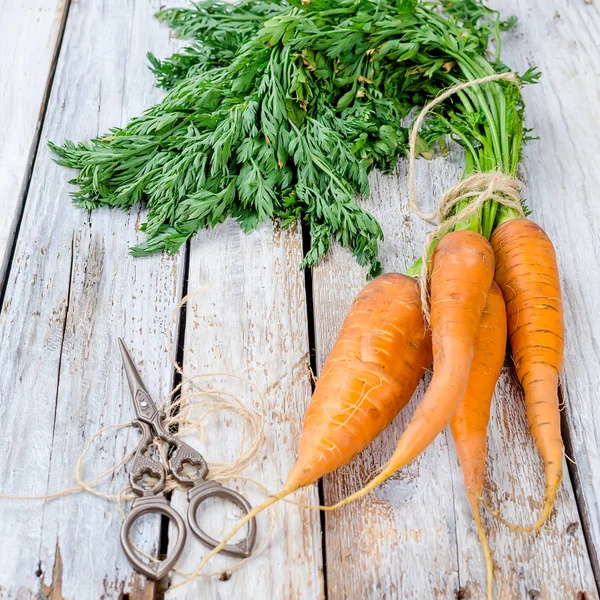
[435,57,525,236]
[407,34,529,275]
[493,19,502,62]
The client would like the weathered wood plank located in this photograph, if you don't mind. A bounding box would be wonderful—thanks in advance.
[1,1,597,599]
[0,0,68,284]
[165,220,323,599]
[313,16,599,594]
[0,0,185,597]
[488,0,600,583]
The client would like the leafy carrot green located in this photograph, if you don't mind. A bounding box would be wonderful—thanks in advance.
[50,0,518,277]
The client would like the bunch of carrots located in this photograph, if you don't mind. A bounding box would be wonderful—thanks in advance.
[199,218,563,599]
[50,0,563,595]
[184,11,564,600]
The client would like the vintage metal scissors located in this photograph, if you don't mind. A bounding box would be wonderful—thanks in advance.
[118,339,257,580]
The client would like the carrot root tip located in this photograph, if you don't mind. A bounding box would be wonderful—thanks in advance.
[471,503,494,600]
[481,497,557,533]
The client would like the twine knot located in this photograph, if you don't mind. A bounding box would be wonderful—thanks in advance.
[417,170,524,324]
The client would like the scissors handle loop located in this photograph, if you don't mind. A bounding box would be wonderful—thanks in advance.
[120,495,187,581]
[187,481,257,558]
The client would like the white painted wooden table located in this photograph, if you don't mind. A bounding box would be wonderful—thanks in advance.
[0,1,598,598]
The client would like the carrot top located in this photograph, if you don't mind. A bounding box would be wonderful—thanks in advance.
[51,0,530,278]
[417,55,539,238]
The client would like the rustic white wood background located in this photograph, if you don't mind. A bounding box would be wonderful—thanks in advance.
[0,0,598,598]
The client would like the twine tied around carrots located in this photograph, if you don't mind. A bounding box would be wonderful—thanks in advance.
[406,72,526,323]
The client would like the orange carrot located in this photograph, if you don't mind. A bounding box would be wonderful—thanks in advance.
[450,281,507,600]
[328,229,495,509]
[489,218,564,531]
[178,273,432,579]
[288,273,432,487]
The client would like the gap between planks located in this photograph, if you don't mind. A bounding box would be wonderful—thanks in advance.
[561,380,600,590]
[160,240,192,597]
[301,219,329,600]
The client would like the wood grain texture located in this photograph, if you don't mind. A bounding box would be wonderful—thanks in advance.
[313,125,597,599]
[165,219,324,599]
[488,0,600,583]
[0,0,184,597]
[0,0,598,598]
[0,0,68,284]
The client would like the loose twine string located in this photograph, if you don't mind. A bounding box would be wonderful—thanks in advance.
[1,73,530,588]
[406,72,525,322]
[0,287,284,581]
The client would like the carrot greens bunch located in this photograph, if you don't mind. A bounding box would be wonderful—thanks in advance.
[51,0,515,277]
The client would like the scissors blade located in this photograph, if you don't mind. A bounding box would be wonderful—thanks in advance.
[118,338,150,399]
[118,337,165,428]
